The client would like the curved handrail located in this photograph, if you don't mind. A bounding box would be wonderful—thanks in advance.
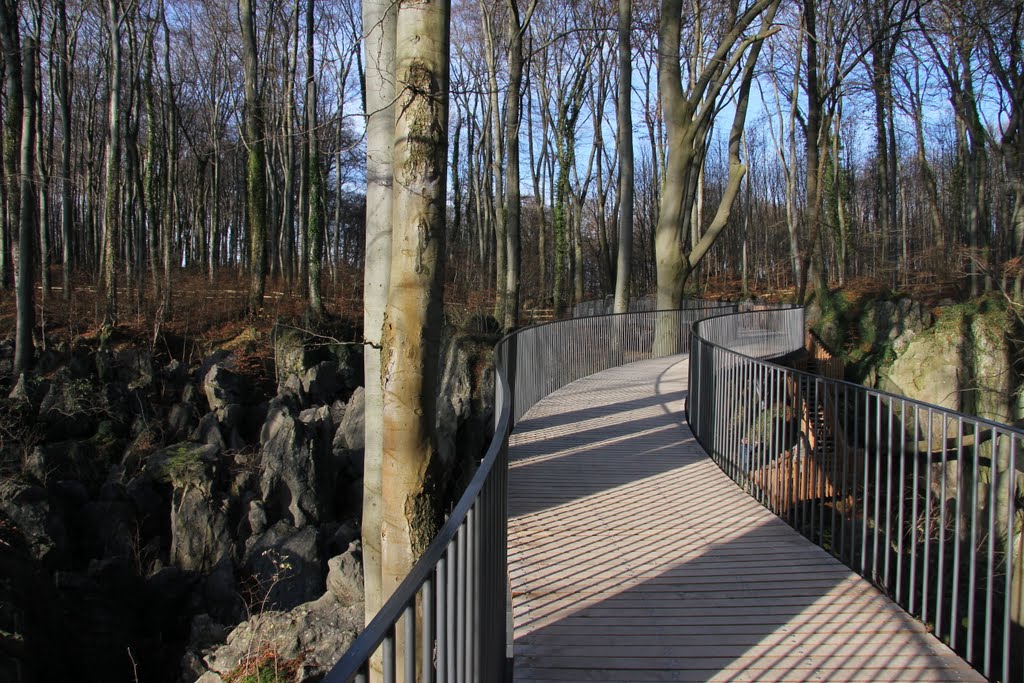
[325,304,736,682]
[688,306,1024,683]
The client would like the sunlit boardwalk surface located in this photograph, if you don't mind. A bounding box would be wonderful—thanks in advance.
[507,355,984,683]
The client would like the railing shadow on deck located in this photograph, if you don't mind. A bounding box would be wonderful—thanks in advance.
[325,305,736,682]
[326,302,1022,683]
[689,308,1024,683]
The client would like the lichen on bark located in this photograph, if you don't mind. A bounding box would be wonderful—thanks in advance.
[400,59,443,184]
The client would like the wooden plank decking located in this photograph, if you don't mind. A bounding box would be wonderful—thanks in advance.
[507,355,984,683]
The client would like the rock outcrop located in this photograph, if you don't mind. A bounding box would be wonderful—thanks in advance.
[0,316,498,683]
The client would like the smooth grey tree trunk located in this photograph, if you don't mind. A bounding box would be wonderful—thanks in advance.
[361,0,396,631]
[15,36,36,375]
[613,0,634,314]
[380,0,450,674]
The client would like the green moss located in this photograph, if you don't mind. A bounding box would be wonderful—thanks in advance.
[159,444,209,486]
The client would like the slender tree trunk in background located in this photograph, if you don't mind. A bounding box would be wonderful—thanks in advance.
[160,0,176,312]
[143,25,161,300]
[480,2,506,324]
[834,108,848,286]
[284,4,299,286]
[0,0,23,292]
[553,154,571,316]
[56,0,72,300]
[797,0,828,303]
[528,75,549,302]
[451,116,462,247]
[101,0,122,326]
[742,133,751,297]
[35,22,49,301]
[613,0,634,314]
[380,0,449,672]
[240,0,267,314]
[305,0,325,318]
[552,71,586,317]
[210,136,220,282]
[361,0,396,630]
[573,196,584,303]
[83,95,96,273]
[503,0,533,330]
[15,36,35,375]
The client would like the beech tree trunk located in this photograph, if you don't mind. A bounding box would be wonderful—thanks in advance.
[0,0,22,292]
[503,0,535,330]
[305,0,325,318]
[101,0,122,326]
[56,0,72,301]
[613,0,634,314]
[380,0,450,675]
[361,0,396,630]
[15,35,35,374]
[240,0,267,314]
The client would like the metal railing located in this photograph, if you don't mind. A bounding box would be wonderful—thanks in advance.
[689,307,1024,683]
[325,304,735,683]
[571,295,734,317]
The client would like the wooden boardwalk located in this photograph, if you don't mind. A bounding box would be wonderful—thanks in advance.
[507,355,984,683]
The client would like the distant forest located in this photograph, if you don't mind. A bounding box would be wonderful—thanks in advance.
[0,0,1020,326]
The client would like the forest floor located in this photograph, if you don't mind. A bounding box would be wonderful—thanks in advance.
[0,266,962,383]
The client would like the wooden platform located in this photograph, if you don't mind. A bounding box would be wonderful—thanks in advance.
[507,355,984,683]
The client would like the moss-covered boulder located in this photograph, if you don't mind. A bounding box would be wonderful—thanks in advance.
[877,298,1016,422]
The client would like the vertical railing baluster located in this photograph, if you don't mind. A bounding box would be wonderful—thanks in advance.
[384,628,396,683]
[967,421,980,663]
[984,430,998,678]
[951,416,964,652]
[456,523,467,683]
[908,404,920,614]
[422,577,434,683]
[893,398,903,601]
[936,413,948,642]
[447,538,457,678]
[1001,435,1016,683]
[922,407,932,628]
[403,602,415,683]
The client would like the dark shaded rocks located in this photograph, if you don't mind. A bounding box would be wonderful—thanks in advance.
[271,322,362,397]
[23,440,100,487]
[196,544,364,683]
[141,442,233,574]
[0,485,67,565]
[326,542,363,605]
[202,364,243,417]
[336,385,364,451]
[114,348,154,390]
[259,396,334,528]
[0,542,68,683]
[436,330,498,490]
[171,484,233,574]
[242,521,323,611]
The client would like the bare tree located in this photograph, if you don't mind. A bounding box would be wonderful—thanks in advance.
[305,0,325,318]
[100,0,123,326]
[654,0,779,318]
[0,0,23,292]
[15,34,35,373]
[239,0,267,314]
[613,0,634,313]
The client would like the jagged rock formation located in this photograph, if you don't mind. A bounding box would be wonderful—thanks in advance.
[0,317,499,683]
